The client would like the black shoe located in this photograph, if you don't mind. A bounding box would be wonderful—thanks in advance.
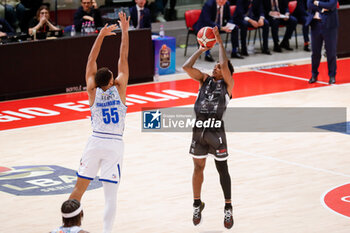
[329,76,335,84]
[304,44,311,52]
[309,76,318,84]
[241,48,249,56]
[273,45,282,52]
[231,52,244,59]
[280,40,293,51]
[262,49,271,55]
[193,202,205,226]
[224,207,234,229]
[204,54,215,62]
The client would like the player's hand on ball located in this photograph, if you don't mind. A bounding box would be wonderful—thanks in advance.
[212,26,222,44]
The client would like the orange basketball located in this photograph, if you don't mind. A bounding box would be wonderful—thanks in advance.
[197,27,216,48]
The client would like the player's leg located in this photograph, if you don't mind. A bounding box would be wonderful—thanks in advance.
[70,177,91,201]
[99,139,124,233]
[192,157,206,225]
[70,137,99,201]
[102,181,119,233]
[214,159,233,229]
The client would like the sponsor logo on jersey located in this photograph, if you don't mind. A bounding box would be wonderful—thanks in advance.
[322,183,350,218]
[0,165,102,196]
[143,110,162,129]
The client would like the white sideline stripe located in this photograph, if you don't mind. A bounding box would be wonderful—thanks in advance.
[238,57,311,69]
[255,70,330,85]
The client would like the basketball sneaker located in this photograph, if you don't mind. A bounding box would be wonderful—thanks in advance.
[224,207,234,229]
[192,202,205,226]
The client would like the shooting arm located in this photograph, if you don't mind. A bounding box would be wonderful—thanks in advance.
[182,48,207,83]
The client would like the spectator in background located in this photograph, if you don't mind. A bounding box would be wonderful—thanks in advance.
[307,0,338,84]
[163,0,177,21]
[28,5,59,35]
[232,0,271,55]
[193,0,242,62]
[130,0,151,28]
[146,0,166,22]
[74,0,102,32]
[263,0,297,52]
[20,0,43,32]
[291,0,311,51]
[0,17,15,36]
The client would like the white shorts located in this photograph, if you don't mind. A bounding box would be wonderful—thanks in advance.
[77,135,124,184]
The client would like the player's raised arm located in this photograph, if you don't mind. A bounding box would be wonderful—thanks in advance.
[213,26,234,96]
[115,12,130,102]
[182,46,209,84]
[85,23,118,92]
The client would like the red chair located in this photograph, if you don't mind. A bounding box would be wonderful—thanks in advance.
[184,9,201,56]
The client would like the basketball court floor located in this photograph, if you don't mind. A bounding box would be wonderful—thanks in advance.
[1,56,350,233]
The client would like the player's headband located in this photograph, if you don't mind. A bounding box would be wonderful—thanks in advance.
[62,205,83,218]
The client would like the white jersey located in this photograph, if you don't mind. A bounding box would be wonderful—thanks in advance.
[51,225,83,233]
[90,86,127,139]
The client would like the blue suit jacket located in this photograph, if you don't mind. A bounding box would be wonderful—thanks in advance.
[233,0,265,22]
[129,5,151,29]
[193,0,231,33]
[306,0,338,28]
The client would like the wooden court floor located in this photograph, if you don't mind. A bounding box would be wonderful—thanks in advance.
[1,59,350,233]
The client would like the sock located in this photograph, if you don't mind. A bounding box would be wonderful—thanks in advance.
[102,182,119,233]
[225,202,232,210]
[232,47,237,54]
[193,199,202,207]
[205,50,211,56]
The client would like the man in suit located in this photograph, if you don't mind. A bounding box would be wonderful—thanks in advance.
[232,0,271,55]
[291,0,311,51]
[193,0,242,61]
[263,0,297,52]
[130,0,151,29]
[306,0,338,84]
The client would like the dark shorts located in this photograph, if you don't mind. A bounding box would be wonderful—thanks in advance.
[189,124,228,161]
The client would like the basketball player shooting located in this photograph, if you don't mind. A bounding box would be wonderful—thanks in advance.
[69,12,130,233]
[182,26,234,229]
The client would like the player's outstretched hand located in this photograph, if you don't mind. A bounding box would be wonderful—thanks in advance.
[99,23,118,37]
[212,26,223,45]
[118,12,130,32]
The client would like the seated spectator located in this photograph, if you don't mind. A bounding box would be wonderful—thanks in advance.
[232,0,271,55]
[19,0,43,32]
[193,0,242,61]
[50,199,89,233]
[130,0,151,29]
[0,17,15,36]
[28,5,59,35]
[146,0,166,22]
[291,0,310,51]
[263,0,297,52]
[74,0,102,32]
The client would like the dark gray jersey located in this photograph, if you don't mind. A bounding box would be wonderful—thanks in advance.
[194,76,230,121]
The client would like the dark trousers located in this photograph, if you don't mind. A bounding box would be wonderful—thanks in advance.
[268,15,297,46]
[293,13,310,43]
[236,18,269,51]
[310,20,338,78]
[230,26,239,51]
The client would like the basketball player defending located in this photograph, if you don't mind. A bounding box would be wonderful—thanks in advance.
[69,12,129,233]
[182,26,234,229]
